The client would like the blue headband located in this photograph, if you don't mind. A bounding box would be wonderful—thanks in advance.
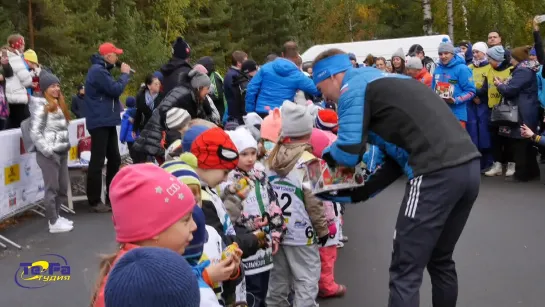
[313,54,353,85]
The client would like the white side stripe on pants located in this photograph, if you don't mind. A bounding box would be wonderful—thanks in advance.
[405,175,422,219]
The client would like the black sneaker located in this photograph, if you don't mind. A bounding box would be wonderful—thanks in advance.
[90,203,112,213]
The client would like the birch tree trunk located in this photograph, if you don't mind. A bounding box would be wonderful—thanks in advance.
[422,0,433,35]
[461,0,469,39]
[447,0,454,41]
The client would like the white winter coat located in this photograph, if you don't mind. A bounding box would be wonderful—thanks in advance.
[5,50,32,104]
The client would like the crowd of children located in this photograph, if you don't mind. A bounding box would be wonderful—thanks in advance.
[97,99,349,307]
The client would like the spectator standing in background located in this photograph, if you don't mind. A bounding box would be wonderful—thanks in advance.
[375,57,388,72]
[228,59,258,125]
[0,52,13,130]
[391,48,406,74]
[71,85,85,118]
[432,38,476,128]
[224,50,248,123]
[458,41,473,65]
[405,57,432,87]
[160,37,192,94]
[408,44,437,75]
[198,56,227,119]
[84,42,131,213]
[245,41,320,118]
[348,53,359,68]
[4,34,32,129]
[265,53,278,64]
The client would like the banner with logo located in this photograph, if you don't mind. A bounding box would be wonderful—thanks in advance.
[0,117,128,221]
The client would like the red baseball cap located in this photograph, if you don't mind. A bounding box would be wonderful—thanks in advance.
[99,42,123,56]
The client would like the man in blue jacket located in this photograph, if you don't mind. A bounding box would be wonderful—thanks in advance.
[432,38,476,128]
[311,49,481,307]
[245,41,320,118]
[84,42,131,213]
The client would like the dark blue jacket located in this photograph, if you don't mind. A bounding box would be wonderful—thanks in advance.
[224,67,241,119]
[497,61,541,138]
[245,58,320,114]
[83,54,130,131]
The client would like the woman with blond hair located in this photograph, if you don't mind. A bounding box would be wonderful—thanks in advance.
[3,34,32,128]
[29,71,73,233]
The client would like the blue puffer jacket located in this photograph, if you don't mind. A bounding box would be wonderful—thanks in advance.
[120,108,137,143]
[245,58,320,114]
[363,144,411,176]
[432,55,476,121]
[83,54,130,131]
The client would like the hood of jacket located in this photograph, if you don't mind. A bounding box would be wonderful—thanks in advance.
[197,56,215,74]
[160,57,191,76]
[271,58,300,77]
[494,56,512,72]
[439,54,466,68]
[269,143,312,177]
[90,53,114,70]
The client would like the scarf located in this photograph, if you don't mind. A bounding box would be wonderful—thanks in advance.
[144,90,157,111]
[472,57,489,67]
[518,60,541,72]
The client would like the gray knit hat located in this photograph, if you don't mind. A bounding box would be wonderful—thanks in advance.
[188,67,211,89]
[438,38,455,54]
[166,108,191,131]
[392,48,405,60]
[280,100,313,138]
[486,46,505,62]
[39,70,60,92]
[406,57,423,70]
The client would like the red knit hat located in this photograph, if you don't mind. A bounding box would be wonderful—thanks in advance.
[190,127,239,169]
[109,164,196,243]
[315,109,339,133]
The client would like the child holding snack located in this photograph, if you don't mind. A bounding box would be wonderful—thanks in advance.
[309,128,346,298]
[265,101,329,307]
[161,160,243,307]
[180,127,268,306]
[225,127,286,307]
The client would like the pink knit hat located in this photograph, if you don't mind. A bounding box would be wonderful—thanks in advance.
[110,164,196,243]
[261,108,282,142]
[310,128,337,157]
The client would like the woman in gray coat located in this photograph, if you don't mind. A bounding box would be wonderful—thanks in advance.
[29,71,73,233]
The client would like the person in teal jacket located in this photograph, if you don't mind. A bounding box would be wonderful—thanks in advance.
[432,38,476,125]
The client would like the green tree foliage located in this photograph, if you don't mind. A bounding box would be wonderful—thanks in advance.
[0,0,543,104]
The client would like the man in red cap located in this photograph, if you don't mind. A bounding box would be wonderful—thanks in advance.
[84,42,131,213]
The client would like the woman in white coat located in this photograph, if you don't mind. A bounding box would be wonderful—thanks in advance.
[29,71,73,233]
[2,34,32,129]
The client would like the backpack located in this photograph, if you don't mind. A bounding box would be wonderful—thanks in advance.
[538,66,545,109]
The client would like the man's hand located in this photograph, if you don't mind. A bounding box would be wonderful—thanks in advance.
[521,124,535,139]
[473,97,481,104]
[493,77,503,86]
[120,63,131,74]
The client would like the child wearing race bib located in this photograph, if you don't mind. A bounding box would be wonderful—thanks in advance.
[182,126,268,306]
[309,128,347,298]
[161,160,243,307]
[265,101,330,307]
[259,107,282,163]
[224,127,286,307]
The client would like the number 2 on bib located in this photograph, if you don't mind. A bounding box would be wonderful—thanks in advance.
[275,192,292,216]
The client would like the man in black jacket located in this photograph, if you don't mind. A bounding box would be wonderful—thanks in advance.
[71,85,85,118]
[229,60,258,124]
[160,37,192,95]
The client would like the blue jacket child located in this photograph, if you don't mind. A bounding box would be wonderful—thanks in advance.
[120,96,137,144]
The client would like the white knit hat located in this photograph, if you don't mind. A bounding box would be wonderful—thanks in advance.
[406,57,423,70]
[166,108,191,131]
[226,127,258,153]
[280,100,313,138]
[472,42,488,55]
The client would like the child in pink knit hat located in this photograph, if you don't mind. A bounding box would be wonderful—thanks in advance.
[259,108,282,160]
[309,128,347,299]
[92,164,202,307]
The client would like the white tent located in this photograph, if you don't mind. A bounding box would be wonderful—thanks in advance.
[301,35,450,63]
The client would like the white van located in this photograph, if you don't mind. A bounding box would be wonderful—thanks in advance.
[301,35,450,64]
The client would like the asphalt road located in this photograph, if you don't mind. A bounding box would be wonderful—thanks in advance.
[1,176,544,307]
